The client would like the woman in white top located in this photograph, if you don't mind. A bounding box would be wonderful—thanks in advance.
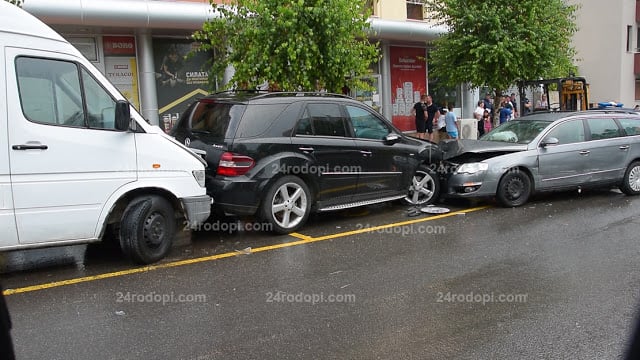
[535,94,548,110]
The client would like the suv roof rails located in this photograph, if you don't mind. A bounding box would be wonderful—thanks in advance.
[251,91,352,100]
[207,90,352,100]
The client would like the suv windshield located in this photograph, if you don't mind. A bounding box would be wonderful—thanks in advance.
[480,120,552,144]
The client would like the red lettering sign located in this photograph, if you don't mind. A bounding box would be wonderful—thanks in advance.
[103,36,136,56]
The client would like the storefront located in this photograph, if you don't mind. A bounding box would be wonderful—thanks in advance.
[22,0,458,132]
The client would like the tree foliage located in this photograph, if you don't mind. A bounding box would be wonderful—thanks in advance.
[193,0,380,92]
[423,0,578,94]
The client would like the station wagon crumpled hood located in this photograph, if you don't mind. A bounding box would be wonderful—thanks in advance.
[440,139,528,162]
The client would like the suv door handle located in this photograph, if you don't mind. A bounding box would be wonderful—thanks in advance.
[298,147,314,153]
[12,144,48,150]
[579,150,590,155]
[360,150,372,156]
[619,145,630,150]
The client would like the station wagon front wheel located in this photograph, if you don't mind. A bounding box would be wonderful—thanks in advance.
[496,170,531,207]
[620,161,640,195]
[261,176,311,234]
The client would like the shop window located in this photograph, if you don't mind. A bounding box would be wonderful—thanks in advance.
[406,0,424,21]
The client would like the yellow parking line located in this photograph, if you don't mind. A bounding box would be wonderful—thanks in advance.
[3,205,490,296]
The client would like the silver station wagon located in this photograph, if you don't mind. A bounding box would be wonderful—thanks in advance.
[441,109,640,206]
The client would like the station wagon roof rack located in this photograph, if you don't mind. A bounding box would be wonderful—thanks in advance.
[586,108,640,115]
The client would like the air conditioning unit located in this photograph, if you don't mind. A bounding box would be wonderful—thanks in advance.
[459,118,478,140]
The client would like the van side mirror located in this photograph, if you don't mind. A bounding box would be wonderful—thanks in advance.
[540,136,559,147]
[115,100,131,131]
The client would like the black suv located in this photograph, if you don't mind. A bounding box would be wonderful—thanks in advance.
[171,91,442,233]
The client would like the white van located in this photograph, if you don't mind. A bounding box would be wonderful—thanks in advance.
[0,2,211,264]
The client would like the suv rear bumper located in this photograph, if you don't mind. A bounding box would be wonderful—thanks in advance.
[208,177,264,216]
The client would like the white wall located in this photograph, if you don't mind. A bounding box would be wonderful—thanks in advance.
[570,0,637,106]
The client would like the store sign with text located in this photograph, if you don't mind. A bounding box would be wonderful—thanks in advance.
[103,36,140,109]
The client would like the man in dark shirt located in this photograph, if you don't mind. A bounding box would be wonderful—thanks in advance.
[411,94,428,139]
[425,95,439,142]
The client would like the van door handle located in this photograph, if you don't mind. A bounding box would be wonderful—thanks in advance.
[12,144,48,150]
[579,150,590,155]
[360,150,372,157]
[298,147,314,153]
[619,145,630,150]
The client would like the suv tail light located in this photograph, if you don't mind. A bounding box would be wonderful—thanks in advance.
[217,152,255,176]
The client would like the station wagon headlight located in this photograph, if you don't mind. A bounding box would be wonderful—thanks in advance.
[192,170,206,187]
[455,162,489,174]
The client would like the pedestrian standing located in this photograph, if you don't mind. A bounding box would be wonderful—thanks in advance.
[444,105,459,139]
[411,94,428,139]
[425,95,439,142]
[474,100,486,137]
[499,99,513,125]
[436,107,448,141]
[522,96,532,115]
[482,109,492,135]
[510,93,519,118]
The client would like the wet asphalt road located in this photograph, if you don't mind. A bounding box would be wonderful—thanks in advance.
[1,189,640,359]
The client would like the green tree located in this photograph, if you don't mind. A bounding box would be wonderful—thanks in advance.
[423,0,578,96]
[193,0,380,92]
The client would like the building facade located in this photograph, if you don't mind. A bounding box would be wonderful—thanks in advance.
[18,0,639,132]
[21,0,452,132]
[569,0,639,108]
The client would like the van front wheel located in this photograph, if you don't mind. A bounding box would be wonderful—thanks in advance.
[119,196,176,264]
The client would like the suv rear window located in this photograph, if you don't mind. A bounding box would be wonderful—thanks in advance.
[188,101,245,142]
[235,103,289,138]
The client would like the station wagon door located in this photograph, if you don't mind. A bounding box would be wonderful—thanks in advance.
[537,119,590,190]
[583,117,629,183]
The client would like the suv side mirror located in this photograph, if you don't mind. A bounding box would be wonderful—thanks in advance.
[115,100,131,131]
[540,136,559,147]
[384,133,400,145]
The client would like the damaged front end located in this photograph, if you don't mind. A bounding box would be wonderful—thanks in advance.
[438,139,528,196]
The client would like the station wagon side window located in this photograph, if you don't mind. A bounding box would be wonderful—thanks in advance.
[16,56,117,130]
[586,118,622,140]
[295,103,347,137]
[617,118,640,136]
[546,120,585,145]
[345,105,390,140]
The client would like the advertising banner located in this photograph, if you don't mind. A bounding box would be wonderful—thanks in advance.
[153,39,211,133]
[389,46,427,132]
[103,36,140,109]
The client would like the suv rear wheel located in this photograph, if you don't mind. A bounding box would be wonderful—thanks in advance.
[261,176,311,234]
